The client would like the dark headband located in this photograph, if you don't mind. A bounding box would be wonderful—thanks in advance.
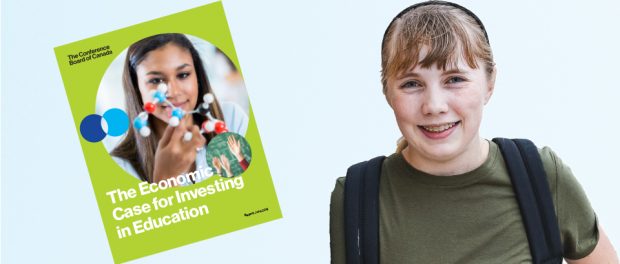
[381,1,490,52]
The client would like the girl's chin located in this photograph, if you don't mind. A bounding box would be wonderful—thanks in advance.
[407,139,463,162]
[420,146,459,159]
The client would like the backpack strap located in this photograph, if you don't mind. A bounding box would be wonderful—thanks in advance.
[344,156,385,264]
[493,138,563,264]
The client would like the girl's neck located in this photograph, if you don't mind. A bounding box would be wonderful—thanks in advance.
[402,137,489,176]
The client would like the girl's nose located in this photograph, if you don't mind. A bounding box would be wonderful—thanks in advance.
[421,86,449,116]
[166,80,180,98]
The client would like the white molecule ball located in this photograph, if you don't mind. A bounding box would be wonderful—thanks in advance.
[138,112,149,120]
[139,126,151,137]
[204,120,215,132]
[203,93,215,104]
[169,116,180,127]
[157,83,168,93]
[183,131,193,142]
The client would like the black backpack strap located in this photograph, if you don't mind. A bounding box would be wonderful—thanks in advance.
[344,156,386,264]
[493,138,563,264]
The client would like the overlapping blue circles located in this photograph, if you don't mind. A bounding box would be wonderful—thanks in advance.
[80,108,129,142]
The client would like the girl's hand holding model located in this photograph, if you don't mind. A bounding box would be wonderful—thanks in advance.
[152,115,205,183]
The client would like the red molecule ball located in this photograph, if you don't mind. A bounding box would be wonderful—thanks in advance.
[144,102,156,113]
[214,121,227,134]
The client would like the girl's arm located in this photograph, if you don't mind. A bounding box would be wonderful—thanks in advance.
[566,225,618,264]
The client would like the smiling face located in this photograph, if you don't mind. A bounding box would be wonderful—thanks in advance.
[385,47,495,166]
[135,43,198,126]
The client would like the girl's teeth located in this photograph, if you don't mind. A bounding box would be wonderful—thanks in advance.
[423,122,456,132]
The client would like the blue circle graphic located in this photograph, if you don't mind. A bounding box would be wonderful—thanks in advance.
[103,108,129,136]
[80,114,106,142]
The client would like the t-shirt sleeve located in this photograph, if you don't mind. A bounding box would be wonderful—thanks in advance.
[540,147,599,259]
[330,177,346,264]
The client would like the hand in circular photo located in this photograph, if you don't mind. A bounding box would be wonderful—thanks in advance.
[96,33,250,185]
[206,132,252,178]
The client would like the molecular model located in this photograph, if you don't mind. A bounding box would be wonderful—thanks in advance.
[132,83,227,141]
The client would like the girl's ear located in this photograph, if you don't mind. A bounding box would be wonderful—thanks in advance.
[484,66,497,105]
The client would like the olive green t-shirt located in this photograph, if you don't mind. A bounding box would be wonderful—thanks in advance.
[330,141,598,263]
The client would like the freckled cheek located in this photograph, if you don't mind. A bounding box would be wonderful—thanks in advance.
[455,98,485,130]
[391,98,422,126]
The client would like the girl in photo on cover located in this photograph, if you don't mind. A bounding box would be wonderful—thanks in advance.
[111,33,248,185]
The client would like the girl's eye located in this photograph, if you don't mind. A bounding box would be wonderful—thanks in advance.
[446,76,465,84]
[178,72,190,79]
[148,78,164,84]
[400,80,421,89]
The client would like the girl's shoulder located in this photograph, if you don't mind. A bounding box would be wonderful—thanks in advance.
[534,145,599,260]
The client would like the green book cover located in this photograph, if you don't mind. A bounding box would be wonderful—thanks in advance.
[53,2,281,262]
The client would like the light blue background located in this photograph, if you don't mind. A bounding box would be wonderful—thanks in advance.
[2,0,619,263]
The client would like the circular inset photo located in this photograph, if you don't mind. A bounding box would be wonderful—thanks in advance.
[96,33,250,183]
[206,132,252,178]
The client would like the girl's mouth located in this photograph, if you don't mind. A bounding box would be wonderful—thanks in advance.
[418,121,460,139]
[171,101,188,108]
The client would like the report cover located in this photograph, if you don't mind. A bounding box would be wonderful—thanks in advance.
[54,2,281,262]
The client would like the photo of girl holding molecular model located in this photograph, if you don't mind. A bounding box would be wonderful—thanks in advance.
[110,33,248,184]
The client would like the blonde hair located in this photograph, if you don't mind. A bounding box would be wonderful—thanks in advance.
[381,3,495,153]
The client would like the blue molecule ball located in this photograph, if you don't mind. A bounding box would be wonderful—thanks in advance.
[172,108,185,119]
